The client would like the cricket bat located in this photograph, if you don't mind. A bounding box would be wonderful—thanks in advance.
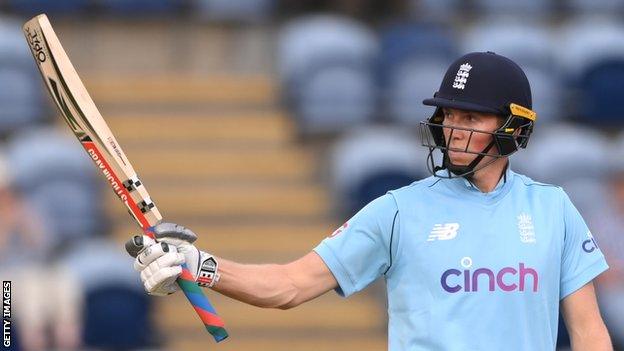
[22,14,228,342]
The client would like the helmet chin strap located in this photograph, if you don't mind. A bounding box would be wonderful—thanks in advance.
[443,141,496,179]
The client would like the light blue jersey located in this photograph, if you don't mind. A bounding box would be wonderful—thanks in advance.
[314,168,608,351]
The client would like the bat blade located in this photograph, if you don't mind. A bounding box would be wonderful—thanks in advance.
[23,14,161,228]
[22,14,227,342]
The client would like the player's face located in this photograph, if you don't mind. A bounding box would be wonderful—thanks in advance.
[441,108,502,166]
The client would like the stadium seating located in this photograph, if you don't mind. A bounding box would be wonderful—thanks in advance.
[28,182,105,245]
[556,17,624,124]
[512,122,610,184]
[278,15,378,86]
[378,22,457,82]
[194,0,275,22]
[6,128,103,247]
[385,59,450,125]
[471,0,555,17]
[278,15,378,135]
[100,0,181,15]
[565,0,624,14]
[294,58,376,135]
[0,17,48,137]
[408,0,464,21]
[330,125,428,215]
[6,128,96,192]
[378,23,456,125]
[83,286,154,349]
[461,20,563,123]
[578,59,624,126]
[462,20,555,70]
[0,68,47,137]
[62,239,153,349]
[555,17,624,77]
[6,0,90,15]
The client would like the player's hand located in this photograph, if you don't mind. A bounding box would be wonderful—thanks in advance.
[125,222,220,296]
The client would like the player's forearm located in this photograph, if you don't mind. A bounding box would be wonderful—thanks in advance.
[569,324,613,351]
[211,257,299,309]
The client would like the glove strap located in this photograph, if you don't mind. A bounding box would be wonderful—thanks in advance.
[197,251,220,288]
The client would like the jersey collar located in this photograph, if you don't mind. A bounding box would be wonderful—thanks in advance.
[439,164,514,205]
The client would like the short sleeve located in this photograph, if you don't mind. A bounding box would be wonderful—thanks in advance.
[560,191,609,300]
[314,194,399,298]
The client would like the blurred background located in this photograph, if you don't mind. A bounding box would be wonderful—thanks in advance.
[0,0,622,350]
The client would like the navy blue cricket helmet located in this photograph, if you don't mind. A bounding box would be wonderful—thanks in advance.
[420,51,537,178]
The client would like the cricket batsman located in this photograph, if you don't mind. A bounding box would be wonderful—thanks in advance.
[126,52,613,350]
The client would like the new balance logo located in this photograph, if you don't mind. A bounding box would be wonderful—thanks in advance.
[452,63,472,90]
[427,223,460,241]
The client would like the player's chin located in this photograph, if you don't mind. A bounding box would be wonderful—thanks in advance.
[447,150,472,165]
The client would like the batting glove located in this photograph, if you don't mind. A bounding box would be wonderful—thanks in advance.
[125,222,220,296]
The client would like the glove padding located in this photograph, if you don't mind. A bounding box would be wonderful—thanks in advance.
[132,238,184,296]
[125,222,218,296]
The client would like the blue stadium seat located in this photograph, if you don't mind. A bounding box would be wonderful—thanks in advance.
[385,59,450,125]
[330,126,428,215]
[565,0,624,14]
[0,68,47,137]
[408,0,464,21]
[28,182,106,245]
[83,285,154,349]
[378,22,456,87]
[462,20,554,70]
[579,59,624,126]
[556,17,624,79]
[471,0,554,16]
[294,57,377,135]
[101,0,181,15]
[278,15,379,135]
[194,0,275,22]
[7,128,96,192]
[63,239,154,349]
[6,128,103,245]
[278,15,378,87]
[0,18,48,136]
[556,18,624,125]
[512,122,610,184]
[6,0,89,15]
[378,23,456,125]
[352,170,418,215]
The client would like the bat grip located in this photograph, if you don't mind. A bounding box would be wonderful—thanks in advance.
[142,227,228,342]
[176,264,229,342]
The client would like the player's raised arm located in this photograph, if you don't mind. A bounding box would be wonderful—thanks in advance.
[125,222,338,309]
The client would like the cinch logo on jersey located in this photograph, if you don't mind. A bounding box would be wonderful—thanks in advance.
[427,223,459,241]
[582,231,599,253]
[441,257,539,293]
[452,63,472,90]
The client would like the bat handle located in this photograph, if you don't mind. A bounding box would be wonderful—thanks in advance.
[140,226,228,341]
[176,263,229,342]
